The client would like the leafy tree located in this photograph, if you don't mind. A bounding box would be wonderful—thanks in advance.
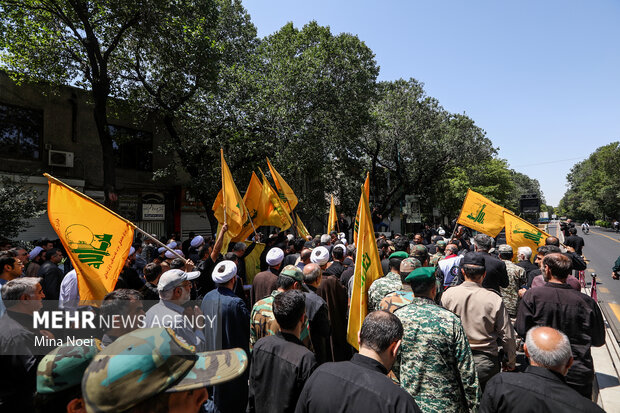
[0,0,146,206]
[0,177,45,238]
[438,158,515,216]
[559,142,620,220]
[252,21,379,230]
[506,170,544,212]
[117,0,258,233]
[360,79,496,218]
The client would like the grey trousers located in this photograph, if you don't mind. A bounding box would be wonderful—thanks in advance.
[472,350,500,392]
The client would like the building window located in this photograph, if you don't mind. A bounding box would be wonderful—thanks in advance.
[0,102,43,160]
[108,124,153,171]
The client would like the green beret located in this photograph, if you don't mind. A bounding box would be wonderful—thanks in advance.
[405,266,435,284]
[389,251,409,259]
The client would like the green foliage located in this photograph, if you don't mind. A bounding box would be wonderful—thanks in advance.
[0,0,150,204]
[439,158,515,215]
[1,3,547,230]
[252,21,379,225]
[595,219,610,228]
[559,142,620,221]
[0,177,45,238]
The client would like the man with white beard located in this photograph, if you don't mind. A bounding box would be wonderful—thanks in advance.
[145,268,205,350]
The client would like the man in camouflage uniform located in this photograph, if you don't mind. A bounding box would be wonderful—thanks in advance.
[367,251,408,311]
[410,244,430,267]
[379,257,421,314]
[395,266,480,413]
[497,244,527,319]
[429,240,447,267]
[34,340,101,411]
[82,327,248,413]
[250,265,312,349]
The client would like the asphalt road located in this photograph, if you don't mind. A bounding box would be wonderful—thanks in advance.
[550,221,620,340]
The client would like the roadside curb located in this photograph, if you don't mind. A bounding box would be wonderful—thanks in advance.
[585,286,620,411]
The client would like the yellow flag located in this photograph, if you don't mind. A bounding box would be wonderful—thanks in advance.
[296,215,310,239]
[243,241,266,284]
[504,212,550,257]
[327,195,337,233]
[45,174,135,302]
[267,158,298,212]
[353,172,370,244]
[231,172,264,242]
[260,170,293,230]
[347,185,383,350]
[212,149,247,238]
[457,188,508,237]
[216,223,233,255]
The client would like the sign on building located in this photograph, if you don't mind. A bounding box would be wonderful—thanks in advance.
[142,204,165,220]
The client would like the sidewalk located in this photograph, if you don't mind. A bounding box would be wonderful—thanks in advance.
[558,226,620,411]
[584,283,620,412]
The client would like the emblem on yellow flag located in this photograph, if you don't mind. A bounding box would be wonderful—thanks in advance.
[347,185,383,350]
[504,212,550,256]
[46,174,135,302]
[457,189,509,237]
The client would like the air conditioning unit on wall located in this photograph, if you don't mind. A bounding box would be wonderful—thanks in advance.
[48,150,74,168]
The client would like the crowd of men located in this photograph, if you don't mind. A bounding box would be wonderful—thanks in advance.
[0,221,611,412]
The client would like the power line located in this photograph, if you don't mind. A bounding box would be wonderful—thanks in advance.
[512,157,586,168]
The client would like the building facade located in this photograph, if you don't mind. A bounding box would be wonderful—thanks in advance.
[0,72,211,243]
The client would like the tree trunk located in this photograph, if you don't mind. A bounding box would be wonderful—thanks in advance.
[92,86,117,209]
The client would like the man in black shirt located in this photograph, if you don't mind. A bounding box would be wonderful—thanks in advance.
[249,290,317,413]
[295,310,421,413]
[481,326,604,413]
[302,263,331,364]
[564,227,585,256]
[37,248,65,300]
[516,253,605,398]
[473,234,509,293]
[324,244,346,278]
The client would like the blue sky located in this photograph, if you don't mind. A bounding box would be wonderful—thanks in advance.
[243,0,620,206]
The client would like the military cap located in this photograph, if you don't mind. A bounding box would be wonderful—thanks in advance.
[436,240,447,248]
[82,328,248,413]
[280,265,304,282]
[37,340,102,394]
[462,252,485,267]
[405,266,436,284]
[400,258,422,276]
[389,251,409,259]
[412,245,428,254]
[497,244,513,254]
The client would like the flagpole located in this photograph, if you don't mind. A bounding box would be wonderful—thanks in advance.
[134,227,188,262]
[221,149,227,225]
[44,173,188,263]
[335,196,341,233]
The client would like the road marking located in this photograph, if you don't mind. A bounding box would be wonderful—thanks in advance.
[590,230,620,244]
[587,268,596,272]
[609,303,620,323]
[599,287,610,293]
